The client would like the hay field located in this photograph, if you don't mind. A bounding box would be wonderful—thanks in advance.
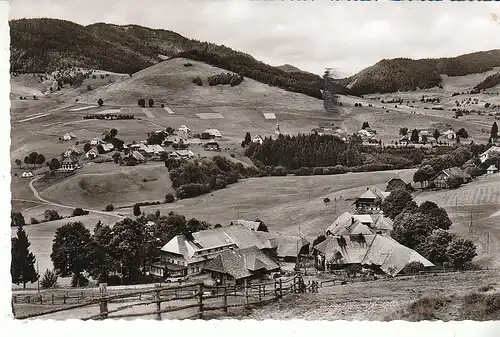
[122,169,416,240]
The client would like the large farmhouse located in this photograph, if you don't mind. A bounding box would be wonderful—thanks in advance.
[204,246,279,285]
[352,187,390,213]
[154,225,268,278]
[326,211,393,237]
[313,234,434,276]
[430,167,472,189]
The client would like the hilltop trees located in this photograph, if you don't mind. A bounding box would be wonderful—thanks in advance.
[15,159,22,168]
[241,132,252,147]
[83,143,92,152]
[148,99,154,108]
[97,98,104,106]
[11,226,39,288]
[138,99,146,108]
[362,122,370,129]
[399,128,408,136]
[51,222,93,287]
[410,129,419,143]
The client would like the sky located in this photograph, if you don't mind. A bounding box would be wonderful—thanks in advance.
[8,0,500,77]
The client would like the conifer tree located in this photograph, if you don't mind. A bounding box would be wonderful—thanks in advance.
[11,226,39,288]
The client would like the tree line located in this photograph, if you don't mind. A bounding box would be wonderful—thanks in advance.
[243,133,456,174]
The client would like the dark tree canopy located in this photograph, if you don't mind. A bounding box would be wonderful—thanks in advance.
[381,189,413,219]
[50,222,92,280]
[11,212,26,227]
[11,226,39,288]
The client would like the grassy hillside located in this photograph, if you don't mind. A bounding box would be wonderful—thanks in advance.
[36,163,173,209]
[10,18,325,99]
[77,58,324,109]
[343,50,500,94]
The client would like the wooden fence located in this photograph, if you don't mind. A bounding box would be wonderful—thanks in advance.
[13,275,304,320]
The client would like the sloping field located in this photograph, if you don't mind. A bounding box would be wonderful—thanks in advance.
[76,58,324,110]
[243,270,500,320]
[414,174,500,268]
[37,163,174,209]
[124,169,416,240]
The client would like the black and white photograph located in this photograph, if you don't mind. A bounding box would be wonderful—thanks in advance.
[4,0,500,329]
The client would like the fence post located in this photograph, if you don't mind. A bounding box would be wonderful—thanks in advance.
[99,283,108,320]
[258,284,262,303]
[279,279,283,300]
[11,297,16,317]
[63,295,66,304]
[13,295,17,304]
[39,295,43,304]
[51,294,54,304]
[244,279,249,306]
[197,283,204,319]
[154,284,162,321]
[223,285,228,313]
[263,285,266,298]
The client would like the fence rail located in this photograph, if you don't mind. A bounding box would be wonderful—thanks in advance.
[14,276,304,321]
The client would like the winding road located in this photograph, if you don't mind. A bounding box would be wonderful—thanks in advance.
[13,175,125,220]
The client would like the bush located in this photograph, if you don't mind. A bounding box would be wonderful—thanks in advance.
[447,176,463,189]
[97,98,104,106]
[294,167,311,176]
[105,204,114,211]
[44,209,62,222]
[192,76,203,86]
[399,261,425,275]
[138,98,146,108]
[271,166,287,176]
[107,275,122,286]
[40,269,58,289]
[72,208,88,217]
[164,193,175,203]
[30,217,39,225]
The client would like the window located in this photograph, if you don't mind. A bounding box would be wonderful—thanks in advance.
[195,266,200,273]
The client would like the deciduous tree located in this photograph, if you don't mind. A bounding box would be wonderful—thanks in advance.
[381,189,413,219]
[11,212,26,227]
[50,222,92,285]
[446,237,477,269]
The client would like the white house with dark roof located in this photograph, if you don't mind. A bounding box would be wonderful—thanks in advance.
[443,129,456,140]
[63,132,77,141]
[60,156,79,171]
[204,129,222,138]
[479,146,500,163]
[154,225,268,278]
[487,164,498,174]
[253,135,264,144]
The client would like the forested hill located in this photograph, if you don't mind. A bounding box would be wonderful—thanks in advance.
[343,50,500,95]
[9,18,325,99]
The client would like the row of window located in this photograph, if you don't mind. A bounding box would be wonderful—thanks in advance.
[166,258,186,266]
[190,266,200,274]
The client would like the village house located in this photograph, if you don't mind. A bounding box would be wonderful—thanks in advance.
[252,135,264,144]
[326,211,393,237]
[430,167,472,189]
[254,231,310,263]
[399,137,410,146]
[90,137,102,146]
[153,225,268,278]
[172,149,195,158]
[312,234,434,276]
[178,125,190,133]
[443,129,456,140]
[85,149,98,159]
[479,146,500,163]
[386,174,413,192]
[232,219,267,232]
[99,143,114,153]
[352,187,390,213]
[204,129,222,138]
[204,141,221,151]
[63,132,77,141]
[64,145,81,158]
[487,164,499,174]
[318,122,335,131]
[21,171,33,178]
[203,246,280,285]
[60,156,79,171]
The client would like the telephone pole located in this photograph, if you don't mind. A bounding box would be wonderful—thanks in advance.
[487,232,490,254]
[37,260,40,294]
